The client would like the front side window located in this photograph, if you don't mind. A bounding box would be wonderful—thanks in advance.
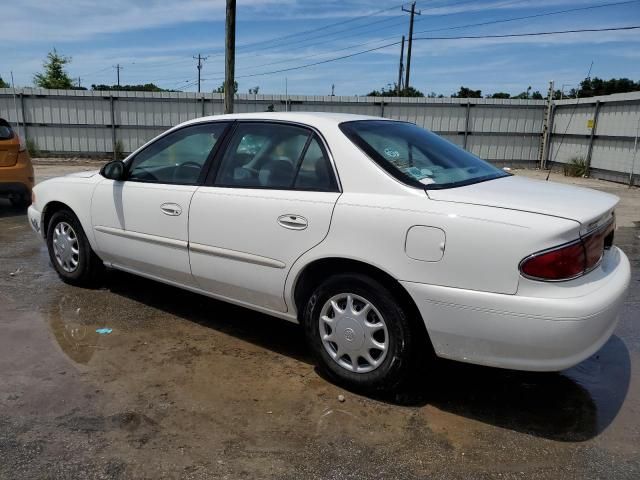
[340,120,508,190]
[128,122,228,185]
[214,122,337,191]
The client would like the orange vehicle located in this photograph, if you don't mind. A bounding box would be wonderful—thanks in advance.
[0,118,33,207]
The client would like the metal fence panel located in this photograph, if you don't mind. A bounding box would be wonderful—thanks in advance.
[1,88,639,183]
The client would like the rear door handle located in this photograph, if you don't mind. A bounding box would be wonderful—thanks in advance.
[160,203,183,216]
[277,214,308,230]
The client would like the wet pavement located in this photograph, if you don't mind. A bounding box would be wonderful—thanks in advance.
[1,166,639,479]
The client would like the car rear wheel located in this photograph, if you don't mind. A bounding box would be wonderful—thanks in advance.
[303,273,418,392]
[46,209,103,286]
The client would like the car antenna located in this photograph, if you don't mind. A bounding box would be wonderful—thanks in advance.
[546,61,594,181]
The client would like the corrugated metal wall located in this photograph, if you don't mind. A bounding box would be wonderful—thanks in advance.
[549,91,640,183]
[1,88,639,182]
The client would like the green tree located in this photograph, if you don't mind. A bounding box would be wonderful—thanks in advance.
[367,83,424,97]
[531,91,544,100]
[489,92,510,99]
[577,77,640,97]
[91,83,173,92]
[216,81,238,94]
[452,86,482,98]
[33,49,73,89]
[248,86,260,94]
[0,76,9,88]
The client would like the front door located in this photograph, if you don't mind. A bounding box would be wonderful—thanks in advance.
[189,122,341,312]
[91,122,229,286]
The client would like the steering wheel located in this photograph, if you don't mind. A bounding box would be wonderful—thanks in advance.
[179,161,202,170]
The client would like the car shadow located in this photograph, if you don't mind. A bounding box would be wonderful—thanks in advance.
[104,269,312,364]
[0,199,28,218]
[371,333,630,442]
[101,269,630,443]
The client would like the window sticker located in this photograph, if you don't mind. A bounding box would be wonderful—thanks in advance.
[383,147,400,158]
[402,166,435,184]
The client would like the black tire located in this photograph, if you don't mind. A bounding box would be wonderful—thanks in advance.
[46,209,104,286]
[303,273,420,392]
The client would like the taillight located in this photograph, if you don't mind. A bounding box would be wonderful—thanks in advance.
[520,240,585,281]
[520,218,615,281]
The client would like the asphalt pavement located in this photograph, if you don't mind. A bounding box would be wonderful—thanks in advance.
[0,163,638,479]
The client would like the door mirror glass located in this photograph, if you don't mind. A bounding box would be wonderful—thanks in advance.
[101,160,126,181]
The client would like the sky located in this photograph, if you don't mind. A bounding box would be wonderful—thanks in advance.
[2,0,640,96]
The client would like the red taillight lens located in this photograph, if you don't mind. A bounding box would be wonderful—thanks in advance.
[520,219,615,281]
[520,241,585,281]
[583,220,614,269]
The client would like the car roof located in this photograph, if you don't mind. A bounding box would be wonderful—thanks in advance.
[182,111,400,129]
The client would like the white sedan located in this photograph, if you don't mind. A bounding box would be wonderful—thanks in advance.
[28,112,631,391]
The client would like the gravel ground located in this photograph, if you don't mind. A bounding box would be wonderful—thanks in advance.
[0,163,638,479]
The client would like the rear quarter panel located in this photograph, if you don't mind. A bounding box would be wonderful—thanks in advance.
[285,192,582,310]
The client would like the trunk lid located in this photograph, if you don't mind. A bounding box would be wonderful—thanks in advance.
[427,175,619,227]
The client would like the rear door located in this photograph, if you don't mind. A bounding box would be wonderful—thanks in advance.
[0,121,19,167]
[91,122,229,286]
[189,121,341,312]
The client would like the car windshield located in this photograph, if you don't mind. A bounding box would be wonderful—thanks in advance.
[339,120,509,189]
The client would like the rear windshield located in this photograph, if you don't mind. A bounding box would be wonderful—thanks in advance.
[339,120,508,190]
[0,119,13,140]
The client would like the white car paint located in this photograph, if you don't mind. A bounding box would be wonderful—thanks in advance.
[28,112,631,372]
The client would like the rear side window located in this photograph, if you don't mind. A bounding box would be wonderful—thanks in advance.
[340,120,508,190]
[294,137,337,191]
[0,119,14,140]
[214,122,337,191]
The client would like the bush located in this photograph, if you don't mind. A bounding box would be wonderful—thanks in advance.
[26,139,41,157]
[563,156,588,177]
[114,140,125,160]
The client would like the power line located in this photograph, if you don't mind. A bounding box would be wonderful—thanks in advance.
[225,0,505,63]
[211,2,407,56]
[198,25,640,82]
[413,0,640,35]
[228,0,515,73]
[413,25,640,41]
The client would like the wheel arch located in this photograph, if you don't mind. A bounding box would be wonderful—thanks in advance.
[42,201,74,239]
[41,200,98,252]
[291,257,431,347]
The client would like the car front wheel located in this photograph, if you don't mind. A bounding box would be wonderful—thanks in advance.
[46,209,103,286]
[303,273,418,392]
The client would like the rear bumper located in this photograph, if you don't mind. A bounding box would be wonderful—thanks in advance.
[0,182,30,197]
[401,246,631,371]
[0,152,34,198]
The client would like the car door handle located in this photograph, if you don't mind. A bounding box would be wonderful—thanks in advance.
[160,203,183,216]
[277,214,308,230]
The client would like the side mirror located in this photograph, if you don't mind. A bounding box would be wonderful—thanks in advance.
[100,161,126,181]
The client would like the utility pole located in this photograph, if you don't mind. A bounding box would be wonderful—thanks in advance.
[77,77,81,89]
[331,84,335,96]
[114,64,123,87]
[402,2,421,92]
[224,0,236,114]
[539,80,554,169]
[193,54,208,93]
[397,35,405,95]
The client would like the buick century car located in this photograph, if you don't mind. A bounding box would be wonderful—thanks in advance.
[28,112,630,391]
